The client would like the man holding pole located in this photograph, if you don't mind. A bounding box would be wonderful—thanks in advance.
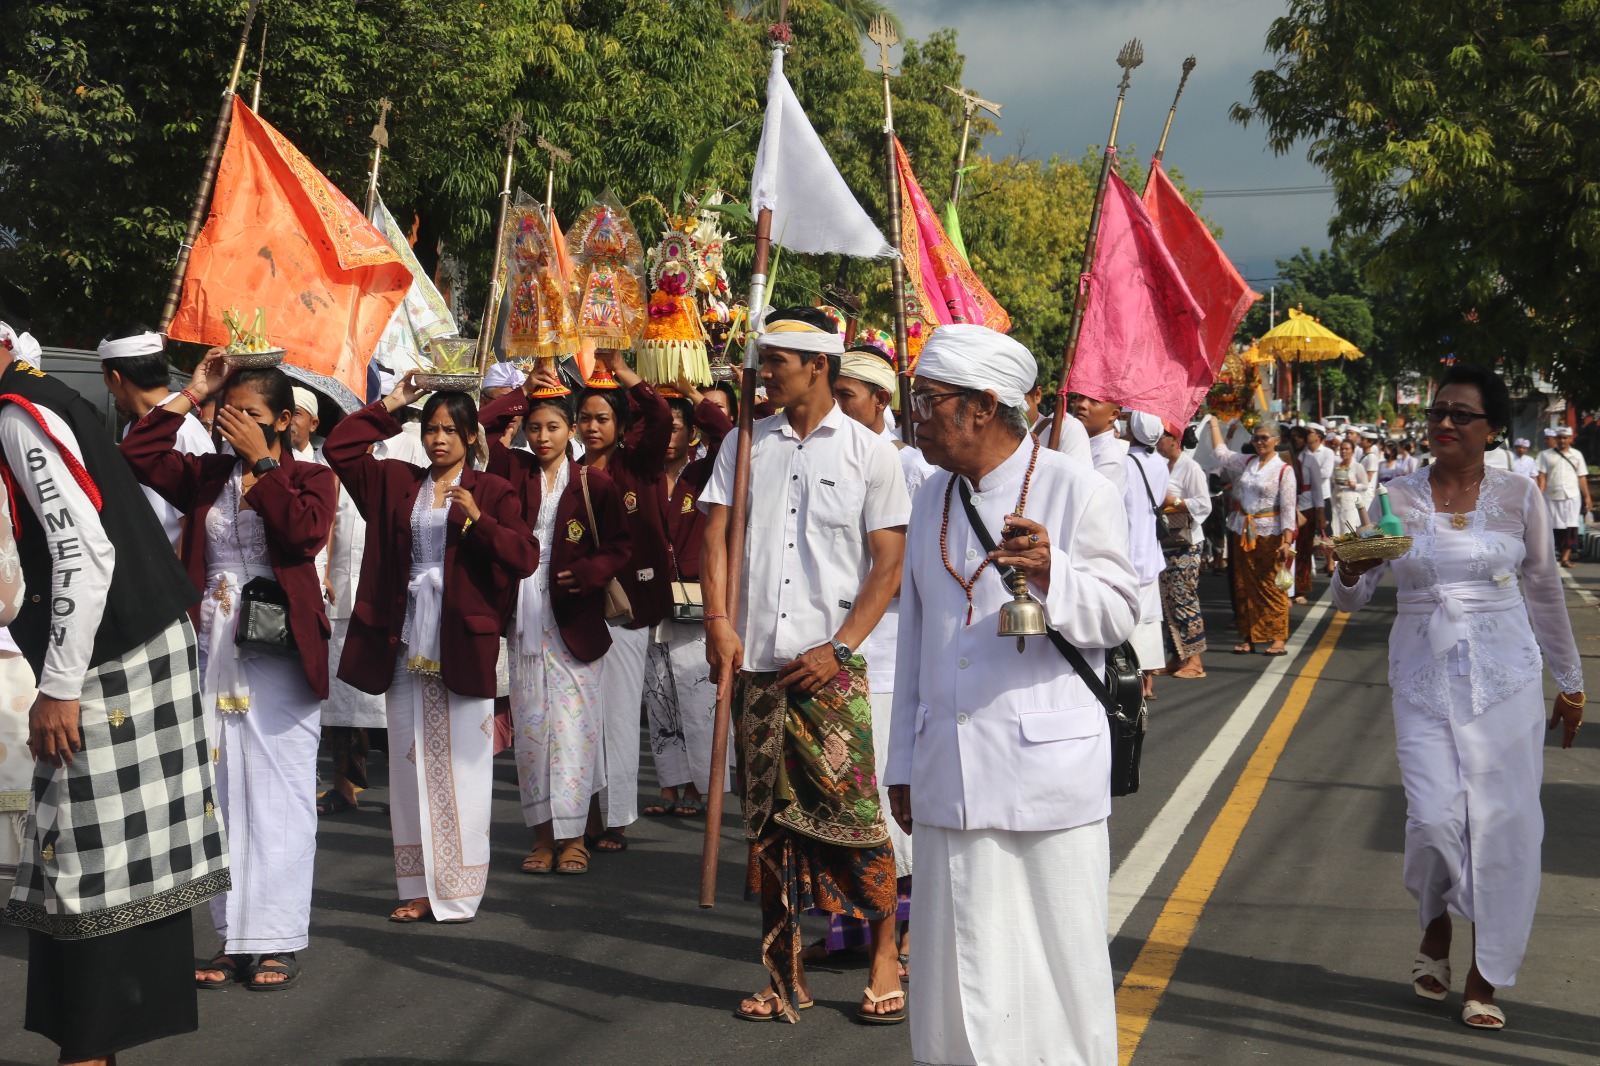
[888,323,1137,1066]
[700,307,910,1024]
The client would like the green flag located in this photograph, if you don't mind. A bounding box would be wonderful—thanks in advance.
[943,199,969,264]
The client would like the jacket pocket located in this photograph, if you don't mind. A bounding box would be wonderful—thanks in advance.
[351,601,384,628]
[1019,706,1101,744]
[462,615,500,636]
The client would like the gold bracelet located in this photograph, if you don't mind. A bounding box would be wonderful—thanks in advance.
[1559,692,1585,708]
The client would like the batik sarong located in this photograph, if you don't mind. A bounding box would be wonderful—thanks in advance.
[1159,542,1207,658]
[1230,531,1290,643]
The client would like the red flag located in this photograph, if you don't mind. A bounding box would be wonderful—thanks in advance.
[170,99,409,399]
[894,137,1009,369]
[1069,172,1207,427]
[1142,162,1260,371]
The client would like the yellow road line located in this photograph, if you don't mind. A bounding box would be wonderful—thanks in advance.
[1115,612,1351,1064]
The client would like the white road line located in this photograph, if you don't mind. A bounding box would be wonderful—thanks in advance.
[1108,593,1334,939]
[1561,569,1598,608]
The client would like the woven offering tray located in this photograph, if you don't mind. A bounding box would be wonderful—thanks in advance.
[414,371,482,393]
[1332,535,1413,564]
[224,347,286,369]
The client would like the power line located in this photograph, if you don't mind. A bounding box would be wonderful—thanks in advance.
[1202,185,1334,198]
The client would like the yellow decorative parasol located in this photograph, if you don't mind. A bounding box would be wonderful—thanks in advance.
[1256,307,1364,363]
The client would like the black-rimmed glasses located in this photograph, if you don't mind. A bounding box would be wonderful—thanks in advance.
[1423,407,1488,427]
[910,389,974,419]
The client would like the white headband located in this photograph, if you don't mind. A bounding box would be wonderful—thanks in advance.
[482,361,526,390]
[1514,438,1531,447]
[96,332,165,362]
[755,311,846,356]
[1543,428,1558,437]
[837,352,897,395]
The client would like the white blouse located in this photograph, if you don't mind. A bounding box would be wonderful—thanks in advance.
[1166,454,1212,545]
[1217,452,1298,537]
[1331,467,1584,721]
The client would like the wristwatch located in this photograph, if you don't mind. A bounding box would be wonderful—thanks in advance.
[830,639,853,665]
[251,457,280,477]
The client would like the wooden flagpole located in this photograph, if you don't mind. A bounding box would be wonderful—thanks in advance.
[944,84,1001,208]
[699,13,788,909]
[158,0,262,331]
[1048,39,1144,450]
[536,135,572,223]
[867,15,914,446]
[476,111,527,377]
[250,12,268,112]
[1147,56,1197,179]
[363,99,391,217]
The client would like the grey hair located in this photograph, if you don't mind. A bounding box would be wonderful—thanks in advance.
[1254,419,1280,440]
[954,392,1029,440]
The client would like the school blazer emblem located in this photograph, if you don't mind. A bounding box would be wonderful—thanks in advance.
[566,518,585,543]
[623,490,638,513]
[680,493,695,514]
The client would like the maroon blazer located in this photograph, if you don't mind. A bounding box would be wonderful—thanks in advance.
[120,407,336,698]
[664,398,734,580]
[324,401,537,698]
[480,390,633,662]
[593,382,673,629]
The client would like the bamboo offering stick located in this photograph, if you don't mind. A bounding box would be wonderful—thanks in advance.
[475,111,527,377]
[1049,38,1144,450]
[158,0,263,331]
[867,14,915,446]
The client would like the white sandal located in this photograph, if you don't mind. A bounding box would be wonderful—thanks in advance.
[1461,1000,1506,1030]
[1410,953,1451,1001]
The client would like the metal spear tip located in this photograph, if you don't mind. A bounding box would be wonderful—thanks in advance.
[1183,55,1198,74]
[1118,38,1145,70]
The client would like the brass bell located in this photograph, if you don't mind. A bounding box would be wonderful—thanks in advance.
[997,569,1048,652]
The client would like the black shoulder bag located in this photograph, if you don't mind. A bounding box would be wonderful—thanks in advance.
[958,480,1146,797]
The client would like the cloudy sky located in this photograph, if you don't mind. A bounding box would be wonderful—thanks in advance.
[892,0,1332,291]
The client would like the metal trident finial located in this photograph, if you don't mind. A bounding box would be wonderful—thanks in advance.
[868,15,898,75]
[1117,38,1145,83]
[536,134,571,166]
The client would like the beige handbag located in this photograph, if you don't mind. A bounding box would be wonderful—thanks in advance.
[579,465,634,626]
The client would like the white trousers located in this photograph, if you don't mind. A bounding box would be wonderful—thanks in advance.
[869,691,911,878]
[598,624,649,829]
[913,821,1116,1066]
[643,623,729,794]
[1393,675,1545,987]
[209,654,321,954]
[387,657,493,922]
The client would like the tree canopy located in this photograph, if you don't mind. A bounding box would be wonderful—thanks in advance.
[1232,1,1600,408]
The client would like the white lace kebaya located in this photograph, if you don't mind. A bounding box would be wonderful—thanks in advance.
[1332,465,1584,722]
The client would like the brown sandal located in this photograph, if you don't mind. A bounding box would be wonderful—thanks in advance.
[555,840,589,875]
[521,845,556,875]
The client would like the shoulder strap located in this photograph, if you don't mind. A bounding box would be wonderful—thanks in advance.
[579,463,602,548]
[1129,449,1158,511]
[956,476,1116,714]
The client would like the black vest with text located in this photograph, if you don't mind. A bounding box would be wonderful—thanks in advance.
[0,359,197,678]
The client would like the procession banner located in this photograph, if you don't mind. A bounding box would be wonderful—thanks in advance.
[170,98,409,399]
[370,196,458,375]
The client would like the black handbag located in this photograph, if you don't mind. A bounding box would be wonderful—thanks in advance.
[959,482,1146,797]
[235,576,298,658]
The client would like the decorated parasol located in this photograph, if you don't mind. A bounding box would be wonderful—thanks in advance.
[1256,307,1364,421]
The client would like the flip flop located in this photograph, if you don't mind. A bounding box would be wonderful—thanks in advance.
[316,790,357,816]
[1263,648,1289,656]
[388,899,429,923]
[733,989,812,1021]
[1232,644,1254,654]
[1172,669,1208,679]
[1461,1000,1506,1030]
[855,987,907,1025]
[1410,953,1450,1001]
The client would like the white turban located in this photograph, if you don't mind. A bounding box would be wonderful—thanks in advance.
[1304,421,1326,434]
[838,352,897,395]
[96,331,165,362]
[1515,438,1531,448]
[292,386,320,417]
[1544,428,1559,438]
[1557,425,1574,436]
[755,308,845,355]
[483,361,526,390]
[914,324,1037,409]
[1127,411,1164,447]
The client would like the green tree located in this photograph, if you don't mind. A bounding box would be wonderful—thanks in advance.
[1231,2,1600,408]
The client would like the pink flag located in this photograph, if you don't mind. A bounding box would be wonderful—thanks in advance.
[1142,163,1259,372]
[894,137,1009,369]
[1069,172,1207,427]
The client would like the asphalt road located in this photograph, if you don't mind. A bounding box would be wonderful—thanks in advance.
[3,565,1597,1065]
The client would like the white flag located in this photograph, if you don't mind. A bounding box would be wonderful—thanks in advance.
[369,198,460,372]
[752,48,895,259]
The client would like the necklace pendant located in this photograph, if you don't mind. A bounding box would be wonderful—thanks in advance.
[1450,512,1468,530]
[965,603,973,627]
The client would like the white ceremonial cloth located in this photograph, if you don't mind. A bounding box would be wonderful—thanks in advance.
[700,402,911,672]
[120,395,215,552]
[1332,467,1584,987]
[912,821,1116,1066]
[1538,447,1588,530]
[751,48,895,259]
[888,437,1137,832]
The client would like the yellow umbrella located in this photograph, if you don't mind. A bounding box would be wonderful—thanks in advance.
[1256,306,1365,363]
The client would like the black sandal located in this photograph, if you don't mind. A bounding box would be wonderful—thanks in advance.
[317,790,357,816]
[195,952,246,989]
[247,952,301,992]
[669,797,704,817]
[593,829,629,852]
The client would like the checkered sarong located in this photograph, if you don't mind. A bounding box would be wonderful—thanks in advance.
[3,619,230,939]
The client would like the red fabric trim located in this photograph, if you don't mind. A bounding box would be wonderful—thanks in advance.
[0,393,104,512]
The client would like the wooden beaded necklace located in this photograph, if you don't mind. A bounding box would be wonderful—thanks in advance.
[940,438,1041,625]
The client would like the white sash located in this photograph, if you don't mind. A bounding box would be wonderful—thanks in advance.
[405,566,445,673]
[1396,581,1523,658]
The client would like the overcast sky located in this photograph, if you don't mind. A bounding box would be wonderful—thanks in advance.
[892,0,1332,291]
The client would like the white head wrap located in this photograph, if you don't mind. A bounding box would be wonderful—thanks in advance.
[1514,437,1531,448]
[291,386,319,417]
[11,331,40,364]
[96,331,165,362]
[838,352,897,395]
[755,308,845,355]
[1558,425,1575,436]
[1544,427,1559,438]
[914,324,1037,409]
[1304,421,1326,434]
[1127,411,1163,447]
[483,361,526,390]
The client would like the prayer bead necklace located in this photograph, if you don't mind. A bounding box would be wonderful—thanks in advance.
[940,438,1041,625]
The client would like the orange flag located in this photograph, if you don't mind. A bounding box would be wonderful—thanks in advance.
[170,99,409,399]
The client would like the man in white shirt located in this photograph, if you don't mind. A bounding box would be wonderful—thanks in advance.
[1069,392,1127,492]
[700,307,911,1024]
[1511,438,1538,479]
[1123,412,1170,697]
[101,327,215,552]
[1537,426,1592,567]
[887,324,1137,1066]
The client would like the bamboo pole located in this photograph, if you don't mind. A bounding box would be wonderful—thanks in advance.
[867,16,914,445]
[364,99,391,217]
[1049,39,1144,450]
[476,111,526,377]
[158,0,262,331]
[250,13,268,112]
[1147,56,1197,178]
